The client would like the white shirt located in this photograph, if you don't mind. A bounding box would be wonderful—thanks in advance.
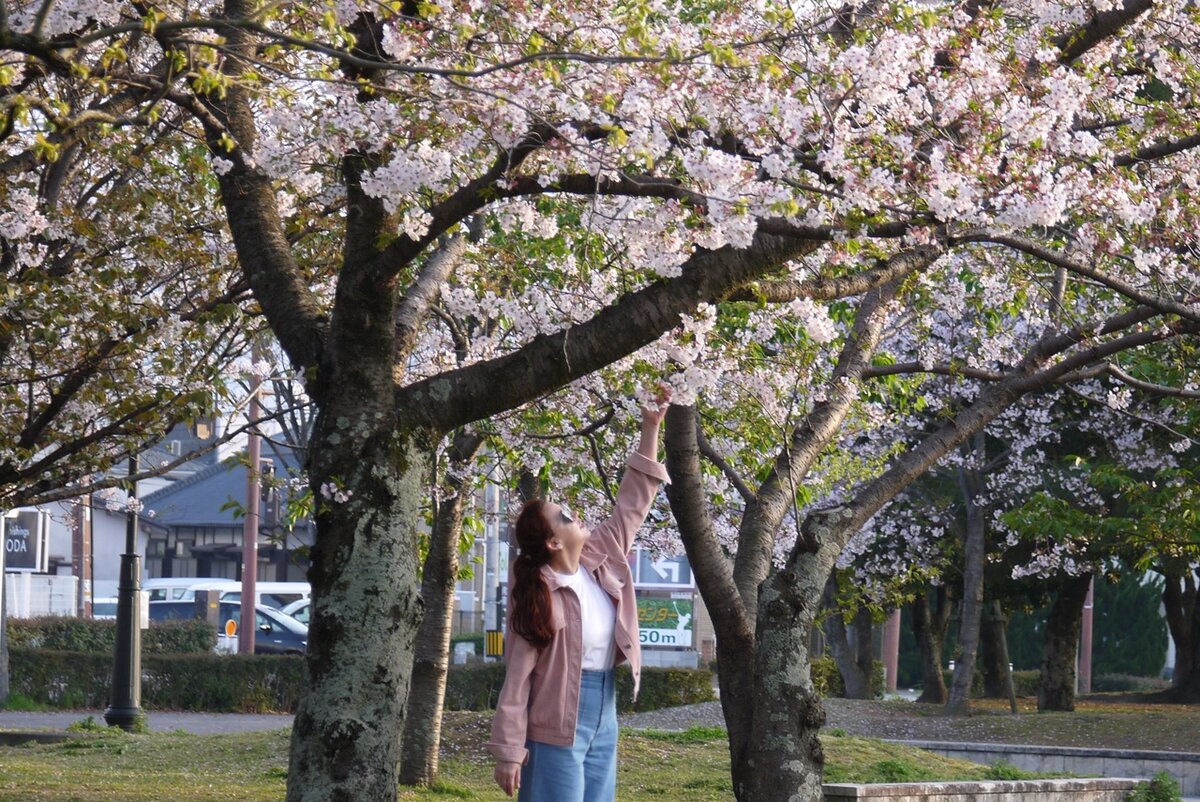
[559,567,617,670]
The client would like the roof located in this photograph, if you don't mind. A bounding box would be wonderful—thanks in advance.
[139,443,308,529]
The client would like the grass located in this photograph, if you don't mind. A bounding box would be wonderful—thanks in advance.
[0,694,52,713]
[0,713,1040,802]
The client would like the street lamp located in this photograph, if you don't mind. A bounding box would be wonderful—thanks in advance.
[104,454,142,730]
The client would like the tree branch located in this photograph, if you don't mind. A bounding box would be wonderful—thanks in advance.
[951,232,1200,324]
[695,422,755,505]
[396,232,821,432]
[1054,0,1155,65]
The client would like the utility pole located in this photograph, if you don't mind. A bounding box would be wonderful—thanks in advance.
[104,455,142,730]
[239,362,263,654]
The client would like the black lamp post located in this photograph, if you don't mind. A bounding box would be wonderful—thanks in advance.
[104,454,142,730]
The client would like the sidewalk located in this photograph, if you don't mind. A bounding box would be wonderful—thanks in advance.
[0,710,292,735]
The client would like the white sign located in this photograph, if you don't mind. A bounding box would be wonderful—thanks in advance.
[631,548,694,589]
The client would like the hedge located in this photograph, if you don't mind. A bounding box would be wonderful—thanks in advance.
[811,657,887,699]
[9,648,303,712]
[8,616,215,655]
[442,661,715,713]
[10,649,714,714]
[938,668,1041,697]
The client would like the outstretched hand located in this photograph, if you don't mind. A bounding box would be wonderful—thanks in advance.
[641,386,673,427]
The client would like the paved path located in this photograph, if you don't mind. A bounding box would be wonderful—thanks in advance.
[0,710,293,735]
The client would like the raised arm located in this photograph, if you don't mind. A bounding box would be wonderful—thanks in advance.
[591,391,672,556]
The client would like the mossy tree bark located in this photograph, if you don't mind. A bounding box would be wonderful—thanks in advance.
[1038,572,1093,712]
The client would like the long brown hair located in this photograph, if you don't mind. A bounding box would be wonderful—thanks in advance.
[509,499,555,648]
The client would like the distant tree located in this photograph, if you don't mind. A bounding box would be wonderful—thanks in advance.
[1094,572,1169,678]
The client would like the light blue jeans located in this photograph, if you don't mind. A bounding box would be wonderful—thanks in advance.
[520,669,617,802]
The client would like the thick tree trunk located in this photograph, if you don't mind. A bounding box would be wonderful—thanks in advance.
[742,547,838,802]
[399,433,483,787]
[981,602,1009,698]
[1038,572,1092,712]
[821,577,873,699]
[1163,568,1200,701]
[286,413,430,802]
[912,587,950,704]
[946,434,987,716]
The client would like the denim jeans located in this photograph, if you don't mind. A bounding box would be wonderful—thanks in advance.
[520,669,617,802]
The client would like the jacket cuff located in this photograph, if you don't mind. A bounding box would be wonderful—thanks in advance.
[486,742,530,765]
[627,452,670,484]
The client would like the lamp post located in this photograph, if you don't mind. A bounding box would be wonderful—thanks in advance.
[239,364,262,654]
[104,454,142,730]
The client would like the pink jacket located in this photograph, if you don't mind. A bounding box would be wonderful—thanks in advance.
[486,453,669,764]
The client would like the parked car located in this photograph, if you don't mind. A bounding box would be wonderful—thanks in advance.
[148,600,308,655]
[91,597,118,620]
[280,598,310,625]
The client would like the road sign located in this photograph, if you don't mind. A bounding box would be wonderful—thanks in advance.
[631,548,694,589]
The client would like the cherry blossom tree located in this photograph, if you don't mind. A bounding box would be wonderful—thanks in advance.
[5,1,1200,801]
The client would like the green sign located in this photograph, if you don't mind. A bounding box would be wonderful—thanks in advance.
[637,598,693,647]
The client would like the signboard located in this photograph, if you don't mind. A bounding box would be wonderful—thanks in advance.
[637,598,693,647]
[3,509,48,572]
[630,547,694,590]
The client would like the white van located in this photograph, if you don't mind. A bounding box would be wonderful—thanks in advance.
[216,581,310,610]
[143,578,310,611]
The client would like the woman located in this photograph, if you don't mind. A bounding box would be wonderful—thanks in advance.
[488,394,671,801]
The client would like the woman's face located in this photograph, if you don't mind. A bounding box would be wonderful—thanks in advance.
[543,501,587,551]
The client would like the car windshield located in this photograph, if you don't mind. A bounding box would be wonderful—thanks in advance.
[93,602,117,616]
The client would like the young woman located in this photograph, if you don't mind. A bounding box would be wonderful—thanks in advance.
[487,395,671,801]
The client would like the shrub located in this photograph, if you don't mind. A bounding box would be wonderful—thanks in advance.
[1129,772,1182,802]
[440,661,716,713]
[813,657,887,698]
[1011,670,1040,697]
[1090,673,1172,693]
[9,649,303,712]
[8,616,215,654]
[615,666,715,712]
[443,661,506,711]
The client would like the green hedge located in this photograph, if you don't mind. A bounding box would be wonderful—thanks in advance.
[11,649,713,714]
[812,657,886,699]
[443,661,715,713]
[938,669,1041,697]
[8,648,302,712]
[8,616,215,654]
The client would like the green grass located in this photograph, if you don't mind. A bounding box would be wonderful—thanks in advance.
[0,693,52,712]
[0,712,1055,801]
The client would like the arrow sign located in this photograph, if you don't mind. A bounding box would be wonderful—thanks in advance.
[649,558,679,583]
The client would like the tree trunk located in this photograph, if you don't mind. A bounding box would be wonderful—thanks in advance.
[741,547,839,802]
[980,602,1009,698]
[1038,572,1092,712]
[911,586,950,704]
[821,577,873,699]
[398,433,483,787]
[946,433,987,716]
[1163,567,1199,701]
[286,412,431,802]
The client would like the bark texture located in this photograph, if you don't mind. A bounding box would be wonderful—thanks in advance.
[743,545,840,802]
[1162,567,1200,701]
[946,432,987,716]
[911,587,951,704]
[980,602,1009,699]
[399,432,484,787]
[1038,572,1093,712]
[821,577,874,699]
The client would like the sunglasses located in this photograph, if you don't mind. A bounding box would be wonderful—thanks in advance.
[558,504,575,524]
